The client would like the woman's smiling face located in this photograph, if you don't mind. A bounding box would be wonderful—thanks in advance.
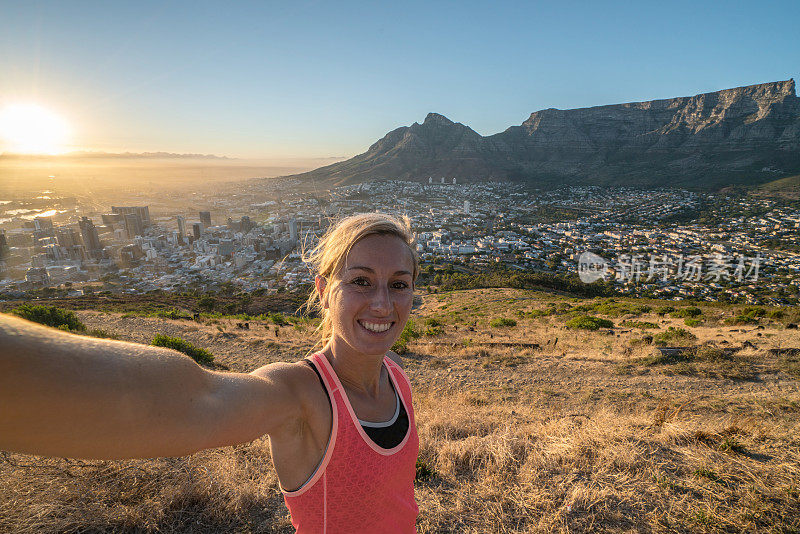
[319,233,415,358]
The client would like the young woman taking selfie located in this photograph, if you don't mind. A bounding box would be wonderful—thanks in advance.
[0,212,420,533]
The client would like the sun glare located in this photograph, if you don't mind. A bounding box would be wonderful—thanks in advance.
[0,103,71,155]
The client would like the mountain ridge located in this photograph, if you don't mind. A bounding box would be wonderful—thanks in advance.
[290,79,800,189]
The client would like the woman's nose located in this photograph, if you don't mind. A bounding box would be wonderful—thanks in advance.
[370,285,391,314]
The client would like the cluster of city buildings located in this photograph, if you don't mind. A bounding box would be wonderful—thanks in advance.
[1,178,798,305]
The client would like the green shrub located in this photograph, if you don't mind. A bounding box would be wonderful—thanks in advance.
[621,320,660,329]
[86,328,119,339]
[655,306,676,316]
[423,325,445,336]
[11,304,86,332]
[725,314,759,325]
[424,317,443,327]
[725,306,768,325]
[489,317,517,328]
[684,318,703,327]
[392,320,420,355]
[670,307,702,318]
[197,294,216,311]
[415,459,436,482]
[691,344,732,362]
[653,327,697,345]
[267,312,288,326]
[641,349,691,366]
[156,308,192,320]
[152,334,215,366]
[741,306,766,317]
[566,315,613,331]
[766,309,785,320]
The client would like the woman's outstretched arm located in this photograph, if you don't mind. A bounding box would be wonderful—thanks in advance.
[0,313,304,460]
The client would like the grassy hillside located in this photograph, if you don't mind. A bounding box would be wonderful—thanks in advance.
[1,289,799,533]
[752,173,800,199]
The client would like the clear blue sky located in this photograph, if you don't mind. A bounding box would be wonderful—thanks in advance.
[1,0,798,158]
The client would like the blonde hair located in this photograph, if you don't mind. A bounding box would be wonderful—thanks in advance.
[303,212,418,349]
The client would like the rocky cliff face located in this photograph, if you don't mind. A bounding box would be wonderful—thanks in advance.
[291,80,800,189]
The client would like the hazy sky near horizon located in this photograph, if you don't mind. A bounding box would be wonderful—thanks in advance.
[1,0,798,158]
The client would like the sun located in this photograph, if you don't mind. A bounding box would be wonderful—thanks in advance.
[0,103,72,155]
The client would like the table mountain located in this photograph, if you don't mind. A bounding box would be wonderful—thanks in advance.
[290,79,800,189]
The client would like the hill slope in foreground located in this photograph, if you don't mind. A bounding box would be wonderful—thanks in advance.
[2,289,799,533]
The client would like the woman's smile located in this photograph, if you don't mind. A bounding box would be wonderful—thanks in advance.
[358,320,394,334]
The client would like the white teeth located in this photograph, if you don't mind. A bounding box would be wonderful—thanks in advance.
[361,321,392,333]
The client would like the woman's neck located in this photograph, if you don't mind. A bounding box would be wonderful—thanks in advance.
[323,339,385,399]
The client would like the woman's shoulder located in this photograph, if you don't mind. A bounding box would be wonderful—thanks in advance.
[386,350,404,369]
[249,359,329,404]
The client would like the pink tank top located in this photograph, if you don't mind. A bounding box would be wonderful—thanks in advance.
[282,352,419,533]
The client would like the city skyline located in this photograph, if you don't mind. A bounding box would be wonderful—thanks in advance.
[1,0,798,159]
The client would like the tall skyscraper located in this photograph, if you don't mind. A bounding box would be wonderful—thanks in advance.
[33,217,54,232]
[79,217,103,259]
[112,206,150,227]
[192,222,203,240]
[289,219,298,242]
[199,211,212,227]
[464,200,471,215]
[56,227,79,248]
[124,213,144,239]
[101,213,124,229]
[176,216,186,239]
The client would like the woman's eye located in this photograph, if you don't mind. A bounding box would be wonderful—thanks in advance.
[392,281,409,290]
[352,277,370,287]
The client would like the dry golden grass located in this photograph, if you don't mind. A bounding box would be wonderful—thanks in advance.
[2,289,799,533]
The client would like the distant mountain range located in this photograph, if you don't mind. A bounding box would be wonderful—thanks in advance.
[290,79,800,189]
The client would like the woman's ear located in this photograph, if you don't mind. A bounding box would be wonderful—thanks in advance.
[315,275,328,309]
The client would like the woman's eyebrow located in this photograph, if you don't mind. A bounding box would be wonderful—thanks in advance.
[346,266,412,277]
[346,265,375,273]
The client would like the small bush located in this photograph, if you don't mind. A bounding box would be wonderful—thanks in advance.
[423,325,445,336]
[11,304,86,332]
[197,294,216,311]
[523,308,552,318]
[151,334,215,366]
[691,344,733,362]
[392,320,420,355]
[653,327,697,346]
[489,317,517,328]
[424,317,443,327]
[684,318,703,327]
[766,309,785,320]
[655,305,676,316]
[670,307,702,318]
[641,349,691,366]
[566,315,613,331]
[415,459,436,483]
[742,306,767,317]
[621,320,660,329]
[267,312,288,326]
[156,308,192,320]
[725,314,759,325]
[86,329,119,339]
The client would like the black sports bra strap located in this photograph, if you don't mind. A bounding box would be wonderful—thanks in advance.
[302,358,330,402]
